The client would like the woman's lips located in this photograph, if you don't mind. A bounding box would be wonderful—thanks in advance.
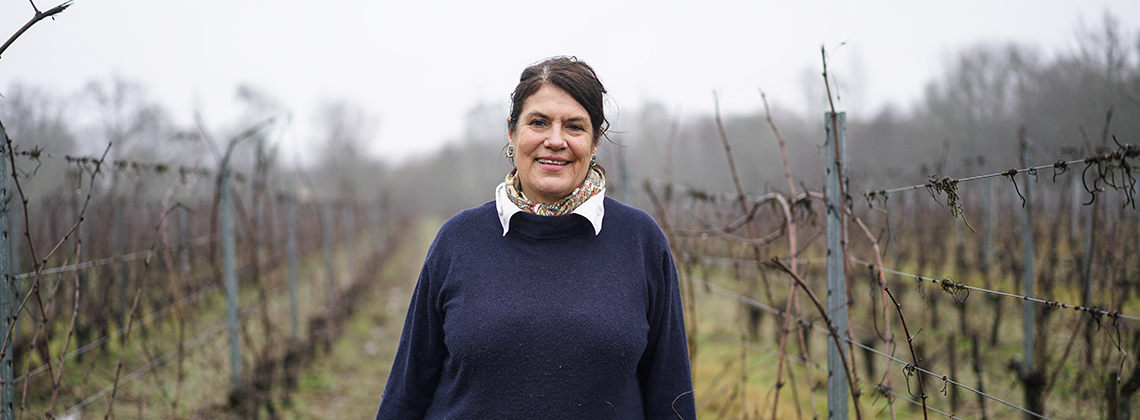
[536,157,570,171]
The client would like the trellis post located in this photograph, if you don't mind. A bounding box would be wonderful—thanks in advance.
[1020,136,1035,373]
[824,111,849,420]
[221,162,241,393]
[117,202,128,332]
[369,198,382,256]
[323,201,336,310]
[178,206,191,289]
[0,124,15,420]
[286,195,298,341]
[343,201,355,274]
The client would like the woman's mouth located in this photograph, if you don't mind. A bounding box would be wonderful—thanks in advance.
[536,158,569,166]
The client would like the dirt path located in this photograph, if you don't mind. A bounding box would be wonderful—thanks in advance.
[279,218,437,419]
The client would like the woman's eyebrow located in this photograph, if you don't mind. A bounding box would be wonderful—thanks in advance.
[524,111,550,120]
[525,111,587,122]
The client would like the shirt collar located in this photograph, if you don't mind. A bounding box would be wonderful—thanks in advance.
[495,181,605,236]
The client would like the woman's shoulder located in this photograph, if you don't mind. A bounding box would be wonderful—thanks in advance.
[424,201,498,254]
[437,201,497,237]
[602,197,668,242]
[602,197,657,225]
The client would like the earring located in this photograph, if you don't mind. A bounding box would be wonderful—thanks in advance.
[506,145,515,158]
[590,154,597,167]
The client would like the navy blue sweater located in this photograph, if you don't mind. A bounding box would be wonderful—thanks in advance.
[376,198,696,419]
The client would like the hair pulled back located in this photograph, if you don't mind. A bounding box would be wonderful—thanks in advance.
[507,56,608,144]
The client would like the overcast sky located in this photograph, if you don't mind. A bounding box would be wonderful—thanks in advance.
[1,0,1138,165]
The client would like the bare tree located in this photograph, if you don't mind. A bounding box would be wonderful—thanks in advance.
[82,75,168,161]
[313,98,379,198]
[0,82,75,154]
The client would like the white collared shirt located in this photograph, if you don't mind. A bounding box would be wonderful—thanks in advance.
[495,182,605,236]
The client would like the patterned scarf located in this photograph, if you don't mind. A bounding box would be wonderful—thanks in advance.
[505,167,605,216]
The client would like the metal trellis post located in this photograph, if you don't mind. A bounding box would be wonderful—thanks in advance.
[0,125,15,420]
[286,196,298,342]
[824,111,849,420]
[179,207,191,288]
[324,201,336,310]
[344,202,355,275]
[7,204,16,357]
[222,166,242,393]
[1021,138,1035,373]
[117,202,128,332]
[369,199,382,256]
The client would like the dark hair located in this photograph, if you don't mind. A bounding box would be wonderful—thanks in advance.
[507,56,608,144]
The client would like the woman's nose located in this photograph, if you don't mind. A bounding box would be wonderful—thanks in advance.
[544,127,566,149]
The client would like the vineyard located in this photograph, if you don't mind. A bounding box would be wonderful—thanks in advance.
[641,99,1140,419]
[4,2,1140,419]
[1,120,408,418]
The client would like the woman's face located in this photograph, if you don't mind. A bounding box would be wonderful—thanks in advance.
[509,84,597,205]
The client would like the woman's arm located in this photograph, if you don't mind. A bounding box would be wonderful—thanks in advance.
[639,238,697,420]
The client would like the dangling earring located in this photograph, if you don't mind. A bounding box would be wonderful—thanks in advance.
[590,154,597,167]
[506,145,515,159]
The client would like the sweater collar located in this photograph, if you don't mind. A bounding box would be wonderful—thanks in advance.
[495,181,605,236]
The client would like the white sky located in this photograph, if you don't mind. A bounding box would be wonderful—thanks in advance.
[1,0,1138,165]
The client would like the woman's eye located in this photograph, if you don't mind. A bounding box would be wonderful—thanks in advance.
[529,119,547,127]
[567,124,584,131]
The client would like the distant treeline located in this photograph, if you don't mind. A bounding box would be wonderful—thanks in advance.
[3,14,1136,218]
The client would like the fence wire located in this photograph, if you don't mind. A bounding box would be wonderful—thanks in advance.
[694,276,1050,419]
[848,256,1140,323]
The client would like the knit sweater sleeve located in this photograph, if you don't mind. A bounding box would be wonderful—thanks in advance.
[638,217,697,419]
[375,231,449,418]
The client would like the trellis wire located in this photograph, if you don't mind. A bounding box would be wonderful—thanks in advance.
[694,276,1050,419]
[11,148,230,180]
[847,257,1140,323]
[866,157,1091,197]
[14,282,219,384]
[708,332,964,420]
[13,233,217,280]
[57,320,228,418]
[846,336,1049,420]
[686,253,825,267]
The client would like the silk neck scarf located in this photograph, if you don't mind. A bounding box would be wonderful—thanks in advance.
[505,167,605,216]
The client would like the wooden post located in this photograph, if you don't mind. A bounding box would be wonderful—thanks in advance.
[1020,134,1035,374]
[1019,131,1046,419]
[948,333,960,411]
[972,334,988,420]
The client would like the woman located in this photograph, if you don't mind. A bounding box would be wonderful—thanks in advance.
[376,56,696,419]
